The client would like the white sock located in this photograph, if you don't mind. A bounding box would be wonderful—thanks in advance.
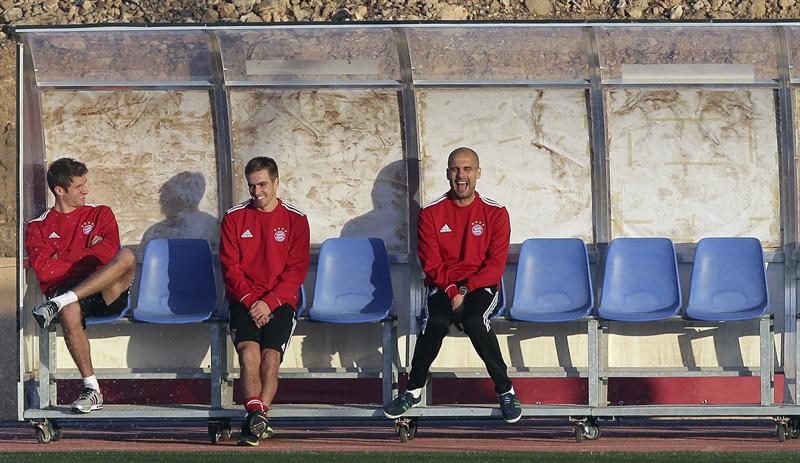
[502,387,516,396]
[51,291,78,310]
[83,375,100,392]
[407,388,422,399]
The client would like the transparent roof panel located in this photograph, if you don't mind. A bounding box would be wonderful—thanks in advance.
[407,26,589,82]
[595,26,777,83]
[26,31,213,84]
[216,28,400,82]
[784,26,800,81]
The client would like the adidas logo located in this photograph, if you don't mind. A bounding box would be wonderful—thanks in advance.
[48,232,60,239]
[439,224,452,233]
[241,229,253,238]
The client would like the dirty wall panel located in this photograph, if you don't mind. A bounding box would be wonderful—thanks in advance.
[417,89,593,244]
[40,90,220,251]
[607,88,780,247]
[229,89,407,253]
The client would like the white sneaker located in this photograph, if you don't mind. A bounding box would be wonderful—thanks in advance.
[71,387,103,413]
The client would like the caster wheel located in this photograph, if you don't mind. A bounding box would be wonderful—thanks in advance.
[398,425,410,443]
[208,422,222,444]
[777,423,788,443]
[50,422,62,442]
[789,418,800,439]
[583,423,601,441]
[408,419,417,440]
[221,420,232,441]
[35,426,52,444]
[575,426,584,443]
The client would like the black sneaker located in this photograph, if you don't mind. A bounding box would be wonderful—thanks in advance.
[499,391,522,424]
[246,410,273,440]
[383,391,421,419]
[237,427,260,447]
[32,300,59,329]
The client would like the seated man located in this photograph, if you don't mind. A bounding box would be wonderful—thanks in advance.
[220,156,310,446]
[384,147,522,424]
[27,157,136,413]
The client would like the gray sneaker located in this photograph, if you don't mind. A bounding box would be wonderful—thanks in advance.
[383,391,421,419]
[71,387,103,413]
[32,300,59,329]
[499,391,522,423]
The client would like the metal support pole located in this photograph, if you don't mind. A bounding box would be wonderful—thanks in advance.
[761,316,775,406]
[587,318,600,407]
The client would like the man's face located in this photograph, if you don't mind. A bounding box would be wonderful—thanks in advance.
[247,169,279,211]
[57,175,88,210]
[447,151,481,201]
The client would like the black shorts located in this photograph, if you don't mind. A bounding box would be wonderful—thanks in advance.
[228,302,296,357]
[47,281,129,328]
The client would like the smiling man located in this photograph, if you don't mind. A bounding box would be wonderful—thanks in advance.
[384,147,521,424]
[220,156,310,446]
[27,157,137,413]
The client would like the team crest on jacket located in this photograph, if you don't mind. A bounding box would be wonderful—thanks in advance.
[471,221,485,236]
[81,222,95,235]
[274,227,287,242]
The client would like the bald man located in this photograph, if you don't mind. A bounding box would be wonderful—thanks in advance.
[384,147,521,424]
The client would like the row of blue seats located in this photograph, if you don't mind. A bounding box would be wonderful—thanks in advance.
[87,237,394,326]
[91,236,769,327]
[501,237,769,323]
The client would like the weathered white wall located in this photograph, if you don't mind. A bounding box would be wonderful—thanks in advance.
[417,89,593,244]
[606,88,780,246]
[229,89,408,253]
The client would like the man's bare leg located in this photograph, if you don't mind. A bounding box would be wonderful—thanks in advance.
[260,349,281,408]
[237,341,263,401]
[71,248,136,303]
[58,302,93,378]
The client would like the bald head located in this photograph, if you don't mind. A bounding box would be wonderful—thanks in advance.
[447,147,480,168]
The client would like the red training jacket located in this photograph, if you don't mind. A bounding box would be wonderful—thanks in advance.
[220,198,310,312]
[418,191,511,300]
[26,204,121,295]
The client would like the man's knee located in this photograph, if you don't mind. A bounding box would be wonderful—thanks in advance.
[424,311,451,335]
[237,342,261,368]
[461,312,489,335]
[58,304,83,332]
[114,248,137,270]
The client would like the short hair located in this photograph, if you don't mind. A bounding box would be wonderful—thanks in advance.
[47,157,87,194]
[447,147,480,167]
[244,156,279,180]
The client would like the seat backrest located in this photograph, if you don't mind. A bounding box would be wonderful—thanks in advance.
[132,239,217,323]
[308,237,393,323]
[685,237,769,321]
[509,238,593,322]
[597,237,681,321]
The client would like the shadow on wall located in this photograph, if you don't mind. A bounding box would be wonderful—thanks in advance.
[299,160,409,372]
[126,171,219,371]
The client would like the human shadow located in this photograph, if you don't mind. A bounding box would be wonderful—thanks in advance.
[299,160,407,378]
[124,172,220,376]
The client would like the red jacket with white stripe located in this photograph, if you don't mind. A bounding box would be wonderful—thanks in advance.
[418,192,511,300]
[220,198,310,312]
[25,205,121,295]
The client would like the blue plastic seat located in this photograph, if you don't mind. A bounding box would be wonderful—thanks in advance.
[685,237,769,321]
[307,237,393,324]
[132,239,218,324]
[597,237,681,322]
[508,238,593,322]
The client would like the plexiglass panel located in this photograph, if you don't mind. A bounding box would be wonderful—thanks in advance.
[596,26,777,83]
[41,91,220,249]
[417,89,593,244]
[217,28,400,82]
[607,88,780,246]
[407,27,589,81]
[27,31,213,83]
[783,26,800,82]
[229,89,407,252]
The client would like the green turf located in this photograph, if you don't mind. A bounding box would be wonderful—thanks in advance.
[0,452,798,463]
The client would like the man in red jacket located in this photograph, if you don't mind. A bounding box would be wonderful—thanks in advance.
[220,156,310,446]
[27,157,137,414]
[384,147,522,424]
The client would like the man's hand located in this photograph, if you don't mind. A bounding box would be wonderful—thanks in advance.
[90,235,104,246]
[248,300,272,328]
[451,294,464,312]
